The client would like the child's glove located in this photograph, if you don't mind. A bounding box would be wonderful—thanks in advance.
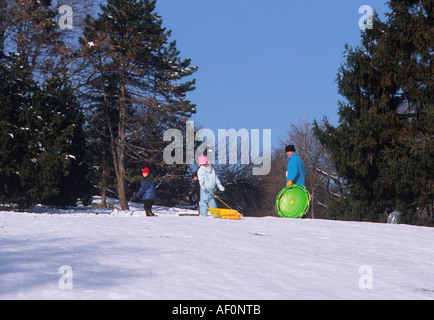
[286,180,293,187]
[218,185,225,192]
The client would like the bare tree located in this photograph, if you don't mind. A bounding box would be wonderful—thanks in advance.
[215,162,265,216]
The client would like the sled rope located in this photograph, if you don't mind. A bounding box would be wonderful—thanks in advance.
[205,187,234,211]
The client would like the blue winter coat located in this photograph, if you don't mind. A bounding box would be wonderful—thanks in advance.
[135,177,156,201]
[287,152,306,188]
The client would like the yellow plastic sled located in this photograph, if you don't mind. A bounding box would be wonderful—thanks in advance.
[205,188,243,220]
[208,208,243,220]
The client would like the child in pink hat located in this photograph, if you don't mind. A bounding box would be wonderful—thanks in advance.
[198,154,210,166]
[197,155,224,216]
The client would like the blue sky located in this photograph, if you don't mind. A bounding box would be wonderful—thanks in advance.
[156,0,390,148]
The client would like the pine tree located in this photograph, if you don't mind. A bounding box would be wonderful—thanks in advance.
[0,56,18,205]
[313,0,433,223]
[81,0,197,210]
[25,76,92,207]
[0,52,92,208]
[0,48,40,208]
[0,1,93,208]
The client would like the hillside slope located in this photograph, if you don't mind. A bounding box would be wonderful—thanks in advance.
[1,199,433,300]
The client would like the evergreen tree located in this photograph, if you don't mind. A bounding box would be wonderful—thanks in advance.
[313,0,433,224]
[81,0,197,210]
[26,76,92,207]
[0,49,39,208]
[0,0,93,208]
[0,53,92,208]
[382,0,433,223]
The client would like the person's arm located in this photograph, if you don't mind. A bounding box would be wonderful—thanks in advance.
[215,175,224,191]
[198,168,206,189]
[287,159,297,186]
[135,180,149,198]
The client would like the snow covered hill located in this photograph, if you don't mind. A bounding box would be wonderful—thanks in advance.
[1,197,433,300]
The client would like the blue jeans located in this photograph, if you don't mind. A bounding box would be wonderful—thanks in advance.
[199,189,217,216]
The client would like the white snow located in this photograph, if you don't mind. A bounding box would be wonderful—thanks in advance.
[1,197,433,300]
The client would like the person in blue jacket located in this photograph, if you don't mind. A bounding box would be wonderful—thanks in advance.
[285,145,306,188]
[132,167,157,216]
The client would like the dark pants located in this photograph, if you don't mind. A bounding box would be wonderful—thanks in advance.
[143,200,155,216]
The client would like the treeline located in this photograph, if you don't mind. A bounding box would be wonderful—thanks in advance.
[0,1,432,225]
[0,0,197,209]
[312,0,433,224]
[278,1,433,224]
[262,0,433,225]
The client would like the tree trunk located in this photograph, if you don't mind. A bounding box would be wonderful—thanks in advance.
[101,187,107,207]
[116,145,129,210]
[100,165,108,207]
[117,67,129,210]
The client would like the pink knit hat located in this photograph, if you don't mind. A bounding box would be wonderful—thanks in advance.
[198,155,210,166]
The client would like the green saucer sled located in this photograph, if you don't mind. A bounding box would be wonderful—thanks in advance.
[275,184,311,218]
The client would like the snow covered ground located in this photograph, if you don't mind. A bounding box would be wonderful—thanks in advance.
[1,197,433,300]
